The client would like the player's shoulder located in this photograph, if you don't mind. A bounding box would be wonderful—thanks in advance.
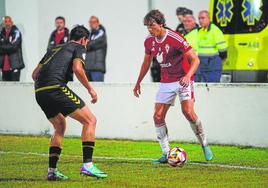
[210,23,223,33]
[166,29,185,43]
[144,33,155,46]
[65,42,85,51]
[144,33,154,42]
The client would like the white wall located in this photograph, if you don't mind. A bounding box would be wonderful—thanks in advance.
[0,83,267,148]
[5,0,209,83]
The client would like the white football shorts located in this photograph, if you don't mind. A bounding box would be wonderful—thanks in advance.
[155,81,194,104]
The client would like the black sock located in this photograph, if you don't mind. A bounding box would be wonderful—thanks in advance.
[82,141,95,163]
[49,146,62,168]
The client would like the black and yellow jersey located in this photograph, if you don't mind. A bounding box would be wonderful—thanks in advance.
[35,42,86,90]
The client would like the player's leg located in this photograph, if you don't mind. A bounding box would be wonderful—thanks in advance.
[152,103,171,164]
[56,85,106,177]
[152,83,177,164]
[69,106,107,178]
[49,113,66,146]
[180,99,213,161]
[47,113,68,181]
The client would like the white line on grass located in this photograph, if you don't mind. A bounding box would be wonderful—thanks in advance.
[1,150,268,171]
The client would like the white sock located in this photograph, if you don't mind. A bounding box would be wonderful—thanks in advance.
[48,168,57,173]
[155,124,170,155]
[84,162,93,168]
[189,119,208,146]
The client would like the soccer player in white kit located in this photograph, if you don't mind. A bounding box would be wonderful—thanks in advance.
[133,10,213,163]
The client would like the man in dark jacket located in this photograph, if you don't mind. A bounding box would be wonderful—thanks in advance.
[47,16,69,51]
[175,7,193,35]
[0,16,24,81]
[85,16,107,82]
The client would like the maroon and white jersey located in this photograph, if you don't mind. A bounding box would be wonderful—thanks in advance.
[144,29,193,83]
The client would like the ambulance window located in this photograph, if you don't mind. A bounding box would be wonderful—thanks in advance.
[213,0,268,34]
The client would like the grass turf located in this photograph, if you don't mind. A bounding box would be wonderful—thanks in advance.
[0,135,267,187]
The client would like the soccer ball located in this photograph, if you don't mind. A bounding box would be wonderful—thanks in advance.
[167,147,187,167]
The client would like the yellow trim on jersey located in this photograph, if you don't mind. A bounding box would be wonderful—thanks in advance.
[73,58,85,65]
[42,47,62,65]
[35,84,61,92]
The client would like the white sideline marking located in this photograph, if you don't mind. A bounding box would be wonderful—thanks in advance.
[1,151,268,171]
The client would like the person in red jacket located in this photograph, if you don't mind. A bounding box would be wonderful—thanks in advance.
[47,16,69,51]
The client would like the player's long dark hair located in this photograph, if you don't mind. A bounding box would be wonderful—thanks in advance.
[144,9,166,27]
[70,25,90,41]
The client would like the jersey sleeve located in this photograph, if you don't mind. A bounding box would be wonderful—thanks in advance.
[73,45,87,66]
[214,26,227,52]
[144,39,152,55]
[179,35,192,53]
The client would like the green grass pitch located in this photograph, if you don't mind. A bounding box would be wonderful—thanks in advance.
[0,135,267,188]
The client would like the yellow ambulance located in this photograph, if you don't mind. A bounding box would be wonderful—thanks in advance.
[210,0,268,82]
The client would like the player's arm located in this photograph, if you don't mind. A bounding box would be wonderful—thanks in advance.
[180,49,200,87]
[31,64,42,81]
[72,59,97,104]
[133,53,152,98]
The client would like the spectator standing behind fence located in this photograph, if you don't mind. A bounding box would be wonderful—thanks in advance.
[184,14,199,52]
[85,16,107,82]
[0,16,24,81]
[195,10,227,82]
[47,16,69,51]
[175,7,193,35]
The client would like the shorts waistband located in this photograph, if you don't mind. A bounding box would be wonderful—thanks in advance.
[35,84,61,93]
[160,81,194,85]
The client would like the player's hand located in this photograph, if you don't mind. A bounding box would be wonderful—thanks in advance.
[133,84,141,98]
[88,88,97,104]
[180,75,191,88]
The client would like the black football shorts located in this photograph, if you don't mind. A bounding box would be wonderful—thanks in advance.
[35,85,85,119]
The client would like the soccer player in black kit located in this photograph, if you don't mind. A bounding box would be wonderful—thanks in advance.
[32,25,107,180]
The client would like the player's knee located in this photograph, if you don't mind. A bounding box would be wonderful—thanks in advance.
[84,115,97,127]
[54,118,66,136]
[54,126,65,137]
[91,116,97,126]
[153,113,165,125]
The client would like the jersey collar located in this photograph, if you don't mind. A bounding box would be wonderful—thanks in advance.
[198,23,212,31]
[155,29,168,44]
